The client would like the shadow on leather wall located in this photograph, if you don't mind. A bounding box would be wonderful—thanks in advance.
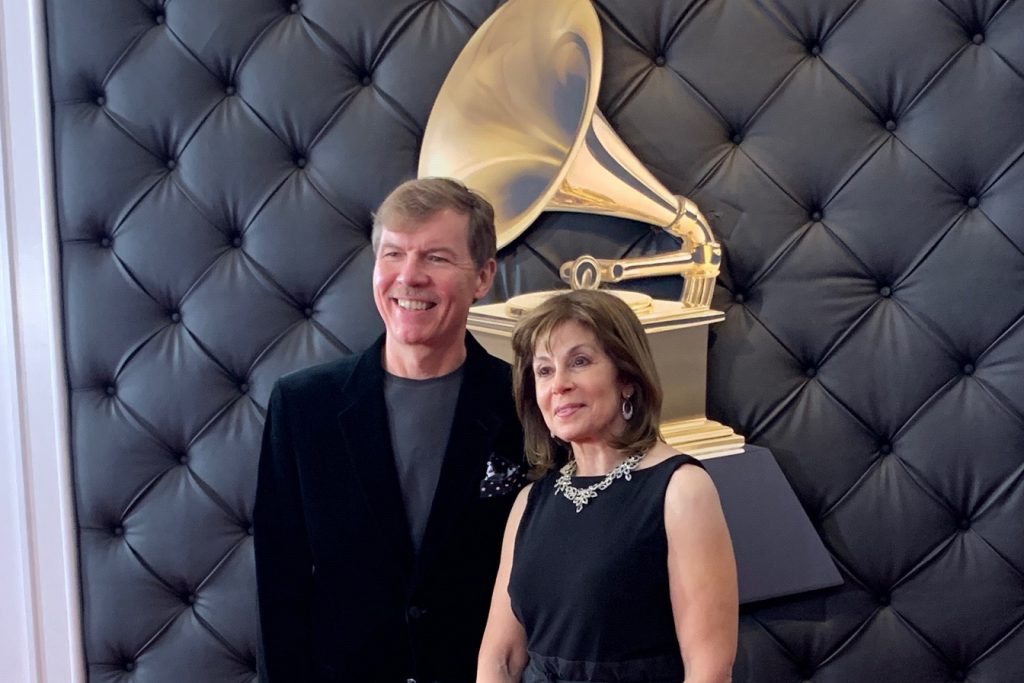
[46,0,1024,681]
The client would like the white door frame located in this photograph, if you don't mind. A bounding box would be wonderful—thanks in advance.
[0,0,85,680]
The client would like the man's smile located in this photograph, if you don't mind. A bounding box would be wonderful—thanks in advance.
[393,297,437,311]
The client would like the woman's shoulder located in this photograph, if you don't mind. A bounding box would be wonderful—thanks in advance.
[636,442,703,472]
[663,452,721,522]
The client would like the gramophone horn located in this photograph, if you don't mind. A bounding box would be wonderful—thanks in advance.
[418,0,720,309]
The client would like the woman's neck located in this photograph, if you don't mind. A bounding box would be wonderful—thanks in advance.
[570,441,632,476]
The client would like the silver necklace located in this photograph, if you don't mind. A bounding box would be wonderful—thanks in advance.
[553,452,646,513]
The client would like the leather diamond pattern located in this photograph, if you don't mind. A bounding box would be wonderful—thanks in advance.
[44,0,1024,680]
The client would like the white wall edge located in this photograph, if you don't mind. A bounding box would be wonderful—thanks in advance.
[0,0,85,680]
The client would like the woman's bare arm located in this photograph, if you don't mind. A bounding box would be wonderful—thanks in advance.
[665,465,738,683]
[477,484,533,683]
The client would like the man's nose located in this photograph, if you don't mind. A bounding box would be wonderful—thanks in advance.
[397,255,429,285]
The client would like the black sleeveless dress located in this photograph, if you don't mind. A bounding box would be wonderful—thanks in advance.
[509,453,703,683]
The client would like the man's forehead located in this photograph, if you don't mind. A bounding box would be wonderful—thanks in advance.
[378,212,472,250]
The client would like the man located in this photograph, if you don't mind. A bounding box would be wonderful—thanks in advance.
[254,178,525,682]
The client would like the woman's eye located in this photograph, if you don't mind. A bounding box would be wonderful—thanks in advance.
[535,366,552,378]
[571,355,590,367]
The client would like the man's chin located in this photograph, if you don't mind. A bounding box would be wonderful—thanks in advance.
[388,326,435,347]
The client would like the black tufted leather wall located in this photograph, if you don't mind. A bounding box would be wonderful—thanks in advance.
[46,0,1024,681]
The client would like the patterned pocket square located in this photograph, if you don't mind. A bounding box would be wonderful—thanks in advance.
[480,454,527,498]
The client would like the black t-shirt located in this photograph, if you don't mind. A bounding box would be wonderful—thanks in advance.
[383,364,464,552]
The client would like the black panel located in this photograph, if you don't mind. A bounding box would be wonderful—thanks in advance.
[45,0,1024,680]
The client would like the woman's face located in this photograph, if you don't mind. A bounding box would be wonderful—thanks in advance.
[532,320,632,448]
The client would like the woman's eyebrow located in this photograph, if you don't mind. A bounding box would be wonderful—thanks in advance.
[535,344,596,361]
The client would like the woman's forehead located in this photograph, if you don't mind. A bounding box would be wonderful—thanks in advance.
[533,319,600,356]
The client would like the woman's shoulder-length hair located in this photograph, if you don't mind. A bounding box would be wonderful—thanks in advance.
[510,289,663,473]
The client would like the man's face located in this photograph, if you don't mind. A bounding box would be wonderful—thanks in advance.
[373,209,495,352]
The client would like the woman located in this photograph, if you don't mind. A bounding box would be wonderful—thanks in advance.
[478,289,738,683]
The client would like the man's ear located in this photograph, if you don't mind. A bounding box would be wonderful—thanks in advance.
[473,258,498,301]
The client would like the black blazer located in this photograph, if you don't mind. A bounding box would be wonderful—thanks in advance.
[254,334,524,682]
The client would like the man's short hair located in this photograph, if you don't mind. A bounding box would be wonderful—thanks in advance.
[372,177,497,269]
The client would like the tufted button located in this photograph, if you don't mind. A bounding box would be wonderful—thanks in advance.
[95,94,106,107]
[953,669,966,681]
[810,210,823,222]
[878,593,890,606]
[239,382,250,394]
[804,367,817,379]
[303,307,313,318]
[959,518,971,531]
[406,679,416,683]
[879,443,892,455]
[295,156,307,168]
[165,158,177,170]
[731,132,743,144]
[879,285,891,298]
[178,453,189,465]
[809,43,822,56]
[185,593,197,605]
[289,2,300,12]
[154,12,165,25]
[966,196,979,208]
[105,384,116,397]
[733,292,745,304]
[246,525,254,536]
[407,605,425,620]
[225,84,236,96]
[112,525,124,537]
[884,119,896,131]
[99,235,112,248]
[972,33,984,45]
[230,234,242,248]
[169,311,181,323]
[654,55,666,67]
[963,363,975,376]
[124,661,135,672]
[360,74,372,87]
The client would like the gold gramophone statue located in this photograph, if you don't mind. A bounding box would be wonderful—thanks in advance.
[419,0,743,457]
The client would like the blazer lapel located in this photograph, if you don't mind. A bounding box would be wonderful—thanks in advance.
[336,338,415,573]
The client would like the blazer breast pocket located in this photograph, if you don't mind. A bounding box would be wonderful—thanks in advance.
[479,452,527,499]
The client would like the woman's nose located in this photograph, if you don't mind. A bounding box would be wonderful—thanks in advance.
[551,367,572,393]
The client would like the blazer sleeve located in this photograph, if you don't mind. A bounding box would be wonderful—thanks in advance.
[254,381,314,681]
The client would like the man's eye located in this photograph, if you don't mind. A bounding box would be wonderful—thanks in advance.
[427,254,451,264]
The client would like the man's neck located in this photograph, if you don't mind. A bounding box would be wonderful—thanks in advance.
[383,338,468,379]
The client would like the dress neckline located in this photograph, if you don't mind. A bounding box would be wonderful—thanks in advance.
[568,452,693,482]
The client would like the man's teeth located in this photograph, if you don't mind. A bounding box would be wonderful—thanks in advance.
[396,299,431,310]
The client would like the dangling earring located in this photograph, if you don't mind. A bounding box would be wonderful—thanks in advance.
[621,396,634,420]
